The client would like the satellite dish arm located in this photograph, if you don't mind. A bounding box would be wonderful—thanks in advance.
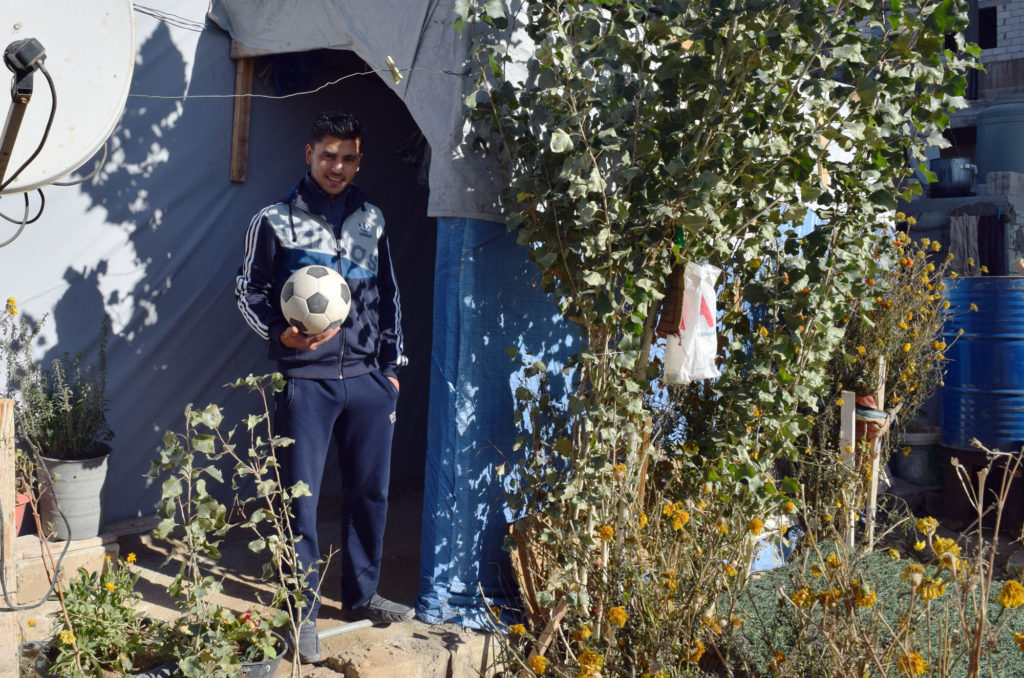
[0,38,51,189]
[0,69,33,186]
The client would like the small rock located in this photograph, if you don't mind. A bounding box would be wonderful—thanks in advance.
[1005,549,1024,578]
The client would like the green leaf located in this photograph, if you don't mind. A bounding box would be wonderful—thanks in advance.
[549,128,572,153]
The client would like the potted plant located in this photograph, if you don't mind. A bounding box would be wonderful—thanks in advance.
[3,313,114,540]
[32,554,176,677]
[147,401,288,677]
[14,446,33,535]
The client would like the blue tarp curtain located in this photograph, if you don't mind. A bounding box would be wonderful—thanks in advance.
[417,217,574,627]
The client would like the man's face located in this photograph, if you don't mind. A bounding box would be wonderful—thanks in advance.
[306,136,362,196]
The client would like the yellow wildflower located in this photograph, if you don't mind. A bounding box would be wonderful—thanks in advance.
[731,615,744,628]
[887,548,900,560]
[723,563,738,577]
[5,297,15,315]
[748,518,764,536]
[907,216,917,226]
[638,511,648,530]
[942,300,950,309]
[970,303,979,312]
[932,536,960,557]
[915,516,939,535]
[810,563,823,578]
[825,552,841,569]
[571,625,592,641]
[967,257,975,267]
[902,563,925,588]
[579,649,604,675]
[529,655,548,675]
[937,552,958,573]
[715,520,729,535]
[758,326,769,338]
[899,321,909,329]
[931,240,941,251]
[1015,630,1024,652]
[981,265,989,273]
[105,581,116,591]
[903,343,912,352]
[687,640,705,663]
[612,463,626,474]
[126,552,137,564]
[59,629,75,645]
[856,345,866,356]
[782,501,795,514]
[999,580,1024,609]
[918,577,946,602]
[898,651,928,677]
[510,623,526,635]
[607,606,627,628]
[673,509,690,531]
[598,525,614,541]
[27,619,35,627]
[837,397,845,406]
[790,588,813,608]
[817,587,841,608]
[896,211,906,221]
[913,540,925,551]
[663,501,675,517]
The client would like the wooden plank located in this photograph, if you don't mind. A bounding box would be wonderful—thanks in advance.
[230,56,255,183]
[865,358,887,549]
[0,399,18,675]
[839,390,857,550]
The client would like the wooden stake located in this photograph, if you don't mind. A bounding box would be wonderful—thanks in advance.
[0,399,19,675]
[229,55,255,183]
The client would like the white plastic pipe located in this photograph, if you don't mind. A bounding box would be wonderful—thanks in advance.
[317,619,373,639]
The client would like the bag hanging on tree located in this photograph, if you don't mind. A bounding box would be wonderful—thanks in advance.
[663,261,721,385]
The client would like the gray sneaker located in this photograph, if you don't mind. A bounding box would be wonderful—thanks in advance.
[290,621,321,664]
[342,593,415,624]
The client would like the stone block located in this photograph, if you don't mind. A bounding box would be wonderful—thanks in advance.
[987,171,1024,195]
[326,633,449,678]
[16,533,118,603]
[449,629,500,678]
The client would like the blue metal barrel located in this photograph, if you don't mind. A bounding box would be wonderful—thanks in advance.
[941,276,1024,452]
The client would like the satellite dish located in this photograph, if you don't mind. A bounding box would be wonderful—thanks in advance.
[0,0,135,195]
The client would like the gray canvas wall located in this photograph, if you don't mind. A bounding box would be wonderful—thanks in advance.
[0,3,434,523]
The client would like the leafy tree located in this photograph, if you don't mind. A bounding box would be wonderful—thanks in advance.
[462,0,976,672]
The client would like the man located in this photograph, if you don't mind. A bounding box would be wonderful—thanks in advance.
[235,112,412,664]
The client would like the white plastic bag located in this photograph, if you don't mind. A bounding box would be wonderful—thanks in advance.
[663,261,721,385]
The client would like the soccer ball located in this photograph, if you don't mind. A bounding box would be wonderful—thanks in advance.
[280,265,351,334]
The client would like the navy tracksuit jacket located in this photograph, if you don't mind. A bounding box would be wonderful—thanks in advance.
[236,174,406,616]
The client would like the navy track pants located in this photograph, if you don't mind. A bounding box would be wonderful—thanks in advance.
[274,371,398,619]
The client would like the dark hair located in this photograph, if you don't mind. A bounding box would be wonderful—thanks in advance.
[311,112,363,147]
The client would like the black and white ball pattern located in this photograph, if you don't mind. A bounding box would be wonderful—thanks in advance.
[280,265,351,335]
